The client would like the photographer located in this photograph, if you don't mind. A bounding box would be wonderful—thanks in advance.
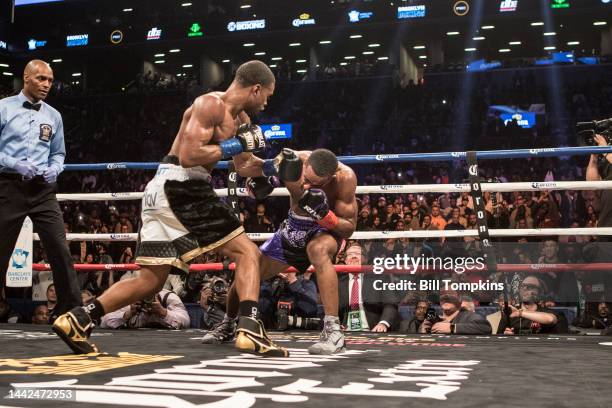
[587,134,612,227]
[199,276,229,330]
[100,289,190,329]
[259,271,318,330]
[419,294,491,335]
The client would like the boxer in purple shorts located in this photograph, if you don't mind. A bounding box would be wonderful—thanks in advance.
[202,148,358,355]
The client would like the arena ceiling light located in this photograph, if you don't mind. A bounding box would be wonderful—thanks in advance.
[52,59,62,63]
[481,25,495,30]
[254,52,266,55]
[498,48,510,53]
[269,64,277,68]
[340,62,348,66]
[181,2,192,6]
[544,46,556,50]
[465,47,476,51]
[243,43,255,47]
[154,53,165,57]
[363,51,374,55]
[567,41,580,45]
[319,40,332,44]
[0,63,8,67]
[377,56,389,60]
[593,21,607,26]
[123,8,133,12]
[182,64,193,68]
[418,55,427,59]
[296,59,307,63]
[413,45,426,49]
[350,35,362,39]
[289,42,301,47]
[473,36,485,40]
[222,59,230,63]
[154,60,165,64]
[240,4,251,9]
[344,56,356,59]
[509,41,521,45]
[2,72,12,76]
[531,22,544,26]
[368,43,381,47]
[543,32,556,36]
[271,57,282,60]
[296,69,307,73]
[446,31,460,36]
[169,49,180,53]
[72,72,82,76]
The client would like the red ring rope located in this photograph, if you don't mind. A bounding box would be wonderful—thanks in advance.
[32,263,612,273]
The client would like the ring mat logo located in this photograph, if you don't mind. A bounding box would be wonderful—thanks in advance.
[0,352,181,376]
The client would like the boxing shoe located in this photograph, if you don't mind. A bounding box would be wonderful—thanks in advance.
[202,317,237,344]
[308,317,345,355]
[235,316,289,357]
[52,306,99,354]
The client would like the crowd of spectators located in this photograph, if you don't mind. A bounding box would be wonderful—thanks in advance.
[1,62,612,335]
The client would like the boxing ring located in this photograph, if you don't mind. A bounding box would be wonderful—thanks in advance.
[3,145,612,408]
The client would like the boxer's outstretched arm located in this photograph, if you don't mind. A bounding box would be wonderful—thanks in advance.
[178,95,226,167]
[233,152,265,177]
[330,170,358,239]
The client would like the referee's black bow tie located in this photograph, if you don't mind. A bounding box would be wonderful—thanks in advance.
[23,101,41,111]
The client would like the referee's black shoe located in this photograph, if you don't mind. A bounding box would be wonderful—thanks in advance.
[52,306,99,354]
[235,316,289,357]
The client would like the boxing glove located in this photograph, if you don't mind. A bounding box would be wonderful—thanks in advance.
[298,188,339,229]
[219,124,266,158]
[263,148,303,182]
[246,176,275,200]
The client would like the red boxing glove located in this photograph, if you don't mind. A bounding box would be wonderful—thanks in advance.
[317,210,339,230]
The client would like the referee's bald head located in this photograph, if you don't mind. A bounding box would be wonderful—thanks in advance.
[23,59,54,102]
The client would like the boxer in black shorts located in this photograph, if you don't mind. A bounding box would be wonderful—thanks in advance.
[203,148,358,355]
[53,60,300,357]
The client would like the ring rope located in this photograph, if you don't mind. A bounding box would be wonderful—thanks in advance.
[61,145,612,171]
[39,227,612,242]
[31,262,612,273]
[55,180,612,202]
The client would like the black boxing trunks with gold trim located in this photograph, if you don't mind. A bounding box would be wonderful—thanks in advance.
[135,155,243,272]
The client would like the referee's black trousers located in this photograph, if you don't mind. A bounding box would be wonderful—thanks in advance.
[0,176,81,314]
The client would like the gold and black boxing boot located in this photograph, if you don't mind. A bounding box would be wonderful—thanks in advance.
[235,316,289,357]
[52,306,99,354]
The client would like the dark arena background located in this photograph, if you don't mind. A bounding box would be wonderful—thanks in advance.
[1,0,612,407]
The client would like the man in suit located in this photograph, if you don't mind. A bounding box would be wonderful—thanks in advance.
[338,243,398,331]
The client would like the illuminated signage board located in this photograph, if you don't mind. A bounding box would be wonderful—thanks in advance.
[147,27,162,40]
[260,124,292,140]
[188,23,203,37]
[110,30,123,44]
[66,34,88,47]
[292,13,316,27]
[500,0,518,12]
[551,0,569,8]
[27,39,47,50]
[453,1,470,16]
[227,19,266,32]
[15,0,62,5]
[501,112,536,129]
[397,5,426,19]
[348,10,374,23]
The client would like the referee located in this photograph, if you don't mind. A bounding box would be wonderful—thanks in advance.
[0,59,81,321]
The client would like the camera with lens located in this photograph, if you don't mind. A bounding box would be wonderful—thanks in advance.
[423,307,442,333]
[577,118,612,147]
[275,300,322,330]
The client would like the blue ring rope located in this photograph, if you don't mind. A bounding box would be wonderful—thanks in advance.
[63,146,612,171]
